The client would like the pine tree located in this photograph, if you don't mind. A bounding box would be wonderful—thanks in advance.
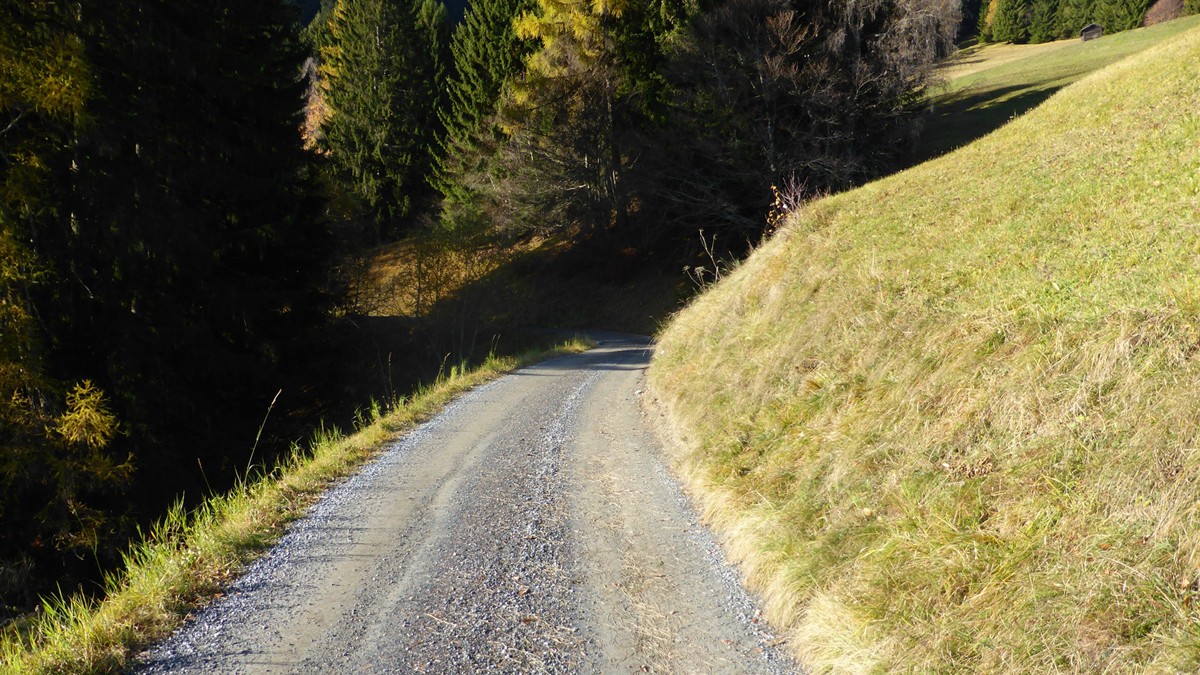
[1057,0,1096,33]
[1028,0,1062,41]
[432,0,536,209]
[991,0,1032,41]
[320,0,446,237]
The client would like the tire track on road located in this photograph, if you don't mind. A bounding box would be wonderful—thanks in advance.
[135,337,799,674]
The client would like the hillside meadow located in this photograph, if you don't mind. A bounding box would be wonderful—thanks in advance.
[650,22,1200,672]
[919,13,1200,161]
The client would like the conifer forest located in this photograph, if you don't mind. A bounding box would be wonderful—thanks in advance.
[976,0,1172,44]
[0,0,966,622]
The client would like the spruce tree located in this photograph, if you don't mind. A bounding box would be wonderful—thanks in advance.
[991,0,1032,42]
[1094,0,1149,31]
[958,0,986,39]
[978,0,995,40]
[418,0,452,87]
[1028,0,1062,41]
[1,0,334,612]
[36,0,332,510]
[0,0,128,608]
[1057,0,1096,33]
[320,0,446,238]
[417,0,451,182]
[433,0,536,209]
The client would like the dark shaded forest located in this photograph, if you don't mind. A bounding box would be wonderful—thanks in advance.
[1,0,960,623]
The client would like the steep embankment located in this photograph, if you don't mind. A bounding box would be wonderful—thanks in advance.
[649,24,1200,673]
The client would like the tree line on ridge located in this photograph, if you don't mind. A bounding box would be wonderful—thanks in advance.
[977,0,1198,44]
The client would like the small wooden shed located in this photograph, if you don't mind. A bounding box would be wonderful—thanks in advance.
[1080,23,1104,41]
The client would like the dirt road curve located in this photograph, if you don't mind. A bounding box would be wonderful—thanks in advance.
[135,335,798,674]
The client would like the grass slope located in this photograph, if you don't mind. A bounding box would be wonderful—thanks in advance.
[919,14,1200,162]
[650,24,1200,673]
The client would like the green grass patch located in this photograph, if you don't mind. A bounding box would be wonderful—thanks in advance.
[651,22,1200,673]
[918,13,1200,162]
[0,339,592,674]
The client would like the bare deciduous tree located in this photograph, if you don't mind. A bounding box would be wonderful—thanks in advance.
[640,0,959,239]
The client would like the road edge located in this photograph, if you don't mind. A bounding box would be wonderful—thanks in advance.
[1,340,593,675]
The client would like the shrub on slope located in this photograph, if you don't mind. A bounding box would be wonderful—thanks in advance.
[650,25,1200,673]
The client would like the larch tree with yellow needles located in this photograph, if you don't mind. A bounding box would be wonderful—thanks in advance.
[0,0,128,616]
[493,0,642,233]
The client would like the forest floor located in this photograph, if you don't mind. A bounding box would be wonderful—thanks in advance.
[133,335,798,674]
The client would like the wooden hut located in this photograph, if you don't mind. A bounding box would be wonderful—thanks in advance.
[1080,23,1104,41]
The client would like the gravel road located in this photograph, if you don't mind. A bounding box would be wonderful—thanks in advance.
[134,335,798,674]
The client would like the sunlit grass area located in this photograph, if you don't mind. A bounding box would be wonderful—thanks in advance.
[349,229,685,335]
[651,23,1200,673]
[918,13,1200,162]
[0,340,591,674]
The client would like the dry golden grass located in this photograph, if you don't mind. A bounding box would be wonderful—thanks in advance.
[348,228,684,334]
[342,229,535,317]
[937,38,1076,81]
[650,24,1200,673]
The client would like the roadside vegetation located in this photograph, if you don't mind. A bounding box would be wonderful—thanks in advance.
[0,339,590,674]
[650,22,1200,672]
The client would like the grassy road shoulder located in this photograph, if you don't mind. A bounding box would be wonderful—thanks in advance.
[0,340,591,674]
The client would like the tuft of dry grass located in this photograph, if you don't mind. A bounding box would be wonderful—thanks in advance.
[0,340,592,674]
[650,24,1200,673]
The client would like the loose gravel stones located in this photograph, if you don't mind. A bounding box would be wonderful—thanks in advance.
[133,336,800,674]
